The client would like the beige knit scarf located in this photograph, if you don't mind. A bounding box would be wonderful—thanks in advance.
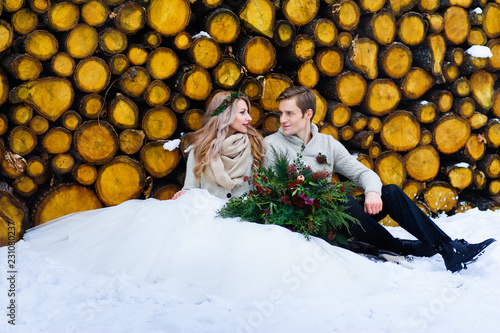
[204,133,252,190]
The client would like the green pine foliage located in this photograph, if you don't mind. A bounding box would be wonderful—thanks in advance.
[218,147,361,245]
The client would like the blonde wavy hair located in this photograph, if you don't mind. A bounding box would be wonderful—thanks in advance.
[185,91,265,180]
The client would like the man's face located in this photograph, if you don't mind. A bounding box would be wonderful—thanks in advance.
[278,97,312,137]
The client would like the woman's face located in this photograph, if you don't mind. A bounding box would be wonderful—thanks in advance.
[228,99,252,135]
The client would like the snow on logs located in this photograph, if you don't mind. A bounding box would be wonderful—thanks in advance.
[1,0,500,243]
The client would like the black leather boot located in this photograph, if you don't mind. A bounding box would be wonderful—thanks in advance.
[400,240,437,257]
[437,238,496,272]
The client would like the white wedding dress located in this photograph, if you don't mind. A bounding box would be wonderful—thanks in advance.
[19,189,389,300]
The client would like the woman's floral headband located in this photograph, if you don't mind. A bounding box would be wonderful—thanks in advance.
[210,91,248,118]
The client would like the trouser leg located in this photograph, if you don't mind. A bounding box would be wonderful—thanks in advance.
[376,184,451,247]
[340,184,451,253]
[340,195,403,252]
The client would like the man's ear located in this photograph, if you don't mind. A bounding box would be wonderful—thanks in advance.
[305,108,313,120]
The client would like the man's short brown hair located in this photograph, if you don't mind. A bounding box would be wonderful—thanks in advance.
[276,86,316,118]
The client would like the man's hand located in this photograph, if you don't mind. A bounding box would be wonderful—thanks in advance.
[172,190,186,200]
[364,191,383,215]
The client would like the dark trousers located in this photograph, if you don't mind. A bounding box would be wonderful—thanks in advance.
[341,184,451,253]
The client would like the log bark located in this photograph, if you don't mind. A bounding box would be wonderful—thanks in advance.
[154,184,182,200]
[190,36,221,69]
[119,129,145,155]
[315,46,344,77]
[33,184,103,226]
[409,100,439,123]
[380,111,420,151]
[119,66,150,98]
[423,181,458,214]
[444,6,471,45]
[364,79,401,116]
[397,12,427,46]
[402,179,424,202]
[482,2,500,38]
[379,42,412,79]
[183,109,204,131]
[433,113,471,154]
[99,28,128,54]
[9,77,74,121]
[13,175,37,197]
[213,58,243,89]
[47,1,79,32]
[483,118,500,149]
[239,0,275,38]
[326,101,351,128]
[11,8,38,35]
[25,30,58,60]
[114,1,145,35]
[108,95,139,129]
[469,70,495,110]
[374,151,407,187]
[282,0,319,27]
[0,190,29,245]
[173,31,192,51]
[331,0,360,31]
[109,54,130,75]
[79,93,105,119]
[81,0,109,27]
[95,156,146,206]
[9,126,37,156]
[51,52,75,77]
[127,45,148,66]
[400,67,434,99]
[74,120,119,165]
[319,71,367,106]
[75,57,110,93]
[239,76,262,101]
[51,153,75,174]
[206,8,240,44]
[274,20,296,47]
[140,142,181,178]
[347,37,378,80]
[144,80,171,107]
[259,73,293,112]
[42,127,72,154]
[146,0,190,36]
[444,163,473,190]
[3,53,42,81]
[363,10,396,45]
[176,65,212,101]
[142,106,177,141]
[303,18,338,47]
[72,163,98,185]
[10,104,33,126]
[29,115,49,135]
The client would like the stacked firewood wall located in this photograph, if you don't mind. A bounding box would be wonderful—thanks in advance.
[1,0,500,244]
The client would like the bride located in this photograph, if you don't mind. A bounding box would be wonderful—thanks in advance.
[17,91,388,300]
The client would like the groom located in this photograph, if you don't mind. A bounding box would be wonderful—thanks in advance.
[264,85,495,272]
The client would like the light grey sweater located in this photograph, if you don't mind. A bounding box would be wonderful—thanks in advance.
[264,124,382,196]
[182,149,254,200]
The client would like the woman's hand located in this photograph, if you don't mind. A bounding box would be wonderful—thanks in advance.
[364,191,383,215]
[172,190,186,200]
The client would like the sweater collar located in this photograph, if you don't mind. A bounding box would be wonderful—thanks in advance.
[278,123,319,146]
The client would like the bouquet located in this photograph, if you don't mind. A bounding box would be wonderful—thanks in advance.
[218,147,360,245]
